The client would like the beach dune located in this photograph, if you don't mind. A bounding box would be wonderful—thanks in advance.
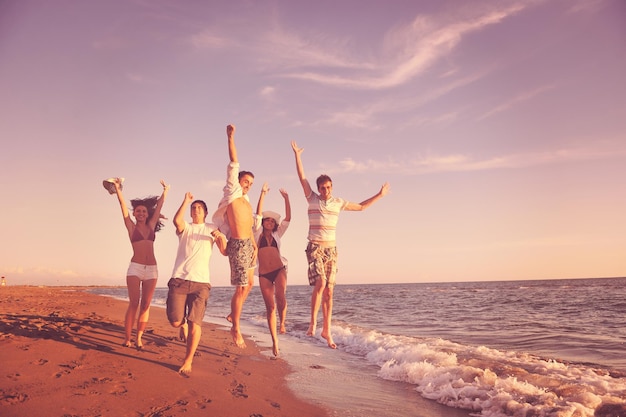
[0,286,327,417]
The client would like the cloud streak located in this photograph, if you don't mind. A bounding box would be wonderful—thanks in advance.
[326,141,626,175]
[478,84,557,121]
[279,3,529,89]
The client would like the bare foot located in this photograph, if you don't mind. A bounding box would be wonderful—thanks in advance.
[179,322,188,342]
[122,340,132,348]
[178,360,192,375]
[272,341,279,357]
[226,313,233,323]
[321,331,337,349]
[306,324,316,336]
[279,324,286,334]
[230,327,247,348]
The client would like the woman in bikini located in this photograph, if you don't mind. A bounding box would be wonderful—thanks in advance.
[109,177,169,349]
[255,186,291,356]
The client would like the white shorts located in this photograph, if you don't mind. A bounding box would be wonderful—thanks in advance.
[127,262,158,281]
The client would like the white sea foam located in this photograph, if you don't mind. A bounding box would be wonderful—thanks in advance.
[329,325,626,416]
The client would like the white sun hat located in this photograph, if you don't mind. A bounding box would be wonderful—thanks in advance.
[102,177,124,194]
[262,211,281,223]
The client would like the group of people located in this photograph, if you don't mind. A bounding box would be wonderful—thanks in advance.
[108,124,389,374]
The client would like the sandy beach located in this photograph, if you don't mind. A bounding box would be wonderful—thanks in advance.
[0,286,328,417]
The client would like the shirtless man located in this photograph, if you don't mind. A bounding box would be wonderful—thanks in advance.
[213,124,259,348]
[291,140,389,349]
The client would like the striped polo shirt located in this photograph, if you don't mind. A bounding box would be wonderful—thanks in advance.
[306,192,348,242]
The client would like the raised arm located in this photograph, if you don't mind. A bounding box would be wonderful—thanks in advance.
[173,192,193,234]
[227,124,237,163]
[291,141,312,197]
[256,182,269,216]
[113,178,134,232]
[148,179,170,230]
[344,182,390,211]
[280,188,291,222]
[254,182,269,234]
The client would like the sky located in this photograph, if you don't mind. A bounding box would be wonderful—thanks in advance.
[1,0,625,287]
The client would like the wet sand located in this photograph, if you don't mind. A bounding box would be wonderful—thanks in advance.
[0,285,328,417]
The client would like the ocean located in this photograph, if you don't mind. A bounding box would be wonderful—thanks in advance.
[90,277,626,417]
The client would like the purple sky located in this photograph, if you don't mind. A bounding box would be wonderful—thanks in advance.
[1,0,625,286]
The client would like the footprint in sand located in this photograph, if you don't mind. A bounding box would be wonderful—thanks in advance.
[230,382,248,399]
[0,391,29,405]
[54,370,71,378]
[195,397,212,410]
[110,385,128,396]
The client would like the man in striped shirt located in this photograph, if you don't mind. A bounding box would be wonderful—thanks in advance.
[291,141,389,349]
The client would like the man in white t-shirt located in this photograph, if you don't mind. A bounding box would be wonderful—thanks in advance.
[166,192,227,374]
[291,141,389,349]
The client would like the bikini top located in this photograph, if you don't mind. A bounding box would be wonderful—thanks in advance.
[131,227,156,243]
[258,235,278,249]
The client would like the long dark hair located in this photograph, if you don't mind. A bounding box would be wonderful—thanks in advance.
[130,196,164,232]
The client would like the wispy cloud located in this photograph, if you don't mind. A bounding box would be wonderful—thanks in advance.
[310,70,487,130]
[259,86,276,101]
[566,0,606,14]
[259,28,368,70]
[477,84,557,121]
[189,29,238,49]
[281,3,529,89]
[324,141,626,175]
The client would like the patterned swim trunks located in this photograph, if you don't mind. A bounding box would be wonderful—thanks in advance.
[305,242,338,287]
[227,237,255,286]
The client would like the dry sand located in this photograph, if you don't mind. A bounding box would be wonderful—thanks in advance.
[0,286,328,417]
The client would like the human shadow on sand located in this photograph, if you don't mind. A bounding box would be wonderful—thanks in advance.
[0,312,230,373]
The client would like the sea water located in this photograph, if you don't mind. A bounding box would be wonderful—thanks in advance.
[91,277,626,417]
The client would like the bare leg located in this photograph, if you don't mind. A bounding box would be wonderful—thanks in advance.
[259,277,279,356]
[227,274,253,323]
[179,320,202,374]
[275,271,288,334]
[230,285,247,348]
[124,276,141,347]
[320,286,336,349]
[307,278,324,336]
[135,278,157,349]
[179,319,188,342]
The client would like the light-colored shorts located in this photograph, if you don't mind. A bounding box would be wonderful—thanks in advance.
[126,262,158,281]
[166,278,210,325]
[227,237,255,286]
[305,242,338,287]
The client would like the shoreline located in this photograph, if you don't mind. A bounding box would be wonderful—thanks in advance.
[0,285,328,416]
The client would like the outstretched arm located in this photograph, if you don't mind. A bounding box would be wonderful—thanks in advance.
[227,124,237,163]
[344,182,390,211]
[173,192,193,234]
[148,180,170,229]
[280,188,291,222]
[291,141,312,197]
